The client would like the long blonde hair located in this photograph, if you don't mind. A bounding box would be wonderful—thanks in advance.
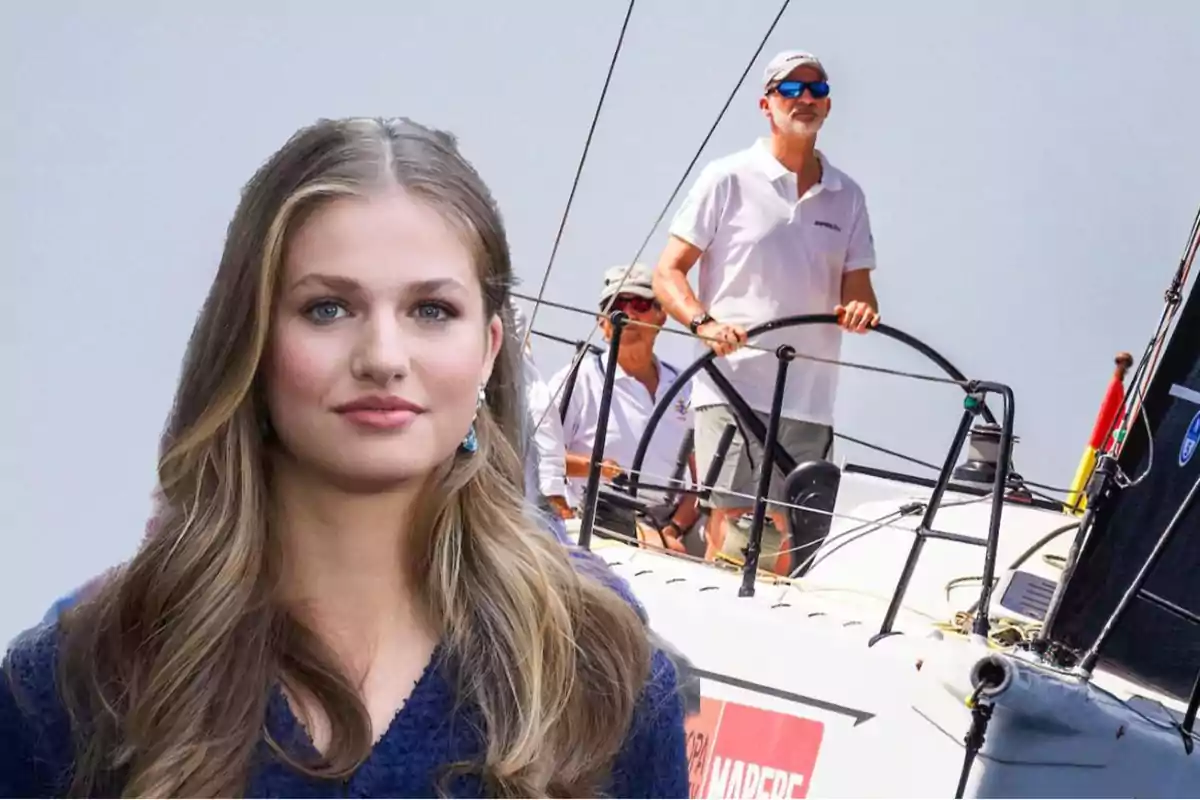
[58,117,651,797]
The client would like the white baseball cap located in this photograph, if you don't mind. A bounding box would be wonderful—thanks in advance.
[599,262,656,305]
[762,50,828,89]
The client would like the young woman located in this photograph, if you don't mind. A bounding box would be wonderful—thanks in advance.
[0,117,688,798]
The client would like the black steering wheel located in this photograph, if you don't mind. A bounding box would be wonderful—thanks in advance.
[625,313,994,499]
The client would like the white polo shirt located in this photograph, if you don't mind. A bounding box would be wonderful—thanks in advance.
[668,138,876,426]
[550,351,693,507]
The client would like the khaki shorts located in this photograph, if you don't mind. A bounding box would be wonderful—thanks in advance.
[714,513,786,567]
[694,404,833,509]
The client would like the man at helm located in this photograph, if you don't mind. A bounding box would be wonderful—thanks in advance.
[652,49,880,573]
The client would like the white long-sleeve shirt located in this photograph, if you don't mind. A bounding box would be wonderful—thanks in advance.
[511,303,569,505]
[523,352,569,502]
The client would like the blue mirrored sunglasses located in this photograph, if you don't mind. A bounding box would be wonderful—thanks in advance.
[771,79,830,100]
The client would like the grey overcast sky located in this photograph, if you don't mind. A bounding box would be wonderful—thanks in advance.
[3,1,1198,643]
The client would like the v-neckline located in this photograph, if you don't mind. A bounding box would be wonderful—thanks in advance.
[267,642,448,775]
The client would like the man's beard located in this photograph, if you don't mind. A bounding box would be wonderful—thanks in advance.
[773,107,824,138]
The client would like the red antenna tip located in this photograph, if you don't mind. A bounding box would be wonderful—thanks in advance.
[1114,351,1134,379]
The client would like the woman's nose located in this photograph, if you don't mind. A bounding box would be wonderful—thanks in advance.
[351,314,412,385]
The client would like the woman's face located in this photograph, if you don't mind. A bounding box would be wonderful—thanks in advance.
[264,189,503,488]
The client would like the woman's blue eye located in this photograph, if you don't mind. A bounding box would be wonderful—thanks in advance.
[305,301,348,323]
[415,303,452,322]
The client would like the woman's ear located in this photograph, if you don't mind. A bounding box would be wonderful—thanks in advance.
[480,313,504,387]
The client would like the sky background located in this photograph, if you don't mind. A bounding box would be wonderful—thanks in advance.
[3,1,1199,644]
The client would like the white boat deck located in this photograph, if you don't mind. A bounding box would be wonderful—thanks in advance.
[572,467,1198,797]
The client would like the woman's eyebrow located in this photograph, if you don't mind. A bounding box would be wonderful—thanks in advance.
[288,273,362,293]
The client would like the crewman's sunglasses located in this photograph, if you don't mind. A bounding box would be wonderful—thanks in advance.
[770,79,831,100]
[609,294,660,314]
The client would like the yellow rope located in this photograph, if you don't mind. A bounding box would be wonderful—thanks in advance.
[932,610,1043,650]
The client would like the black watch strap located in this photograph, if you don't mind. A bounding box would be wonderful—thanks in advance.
[689,312,714,334]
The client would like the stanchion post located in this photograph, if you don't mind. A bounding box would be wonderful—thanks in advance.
[739,345,794,598]
[577,311,628,550]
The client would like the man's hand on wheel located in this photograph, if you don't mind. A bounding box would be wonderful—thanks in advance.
[599,459,623,480]
[697,320,749,356]
[834,300,879,333]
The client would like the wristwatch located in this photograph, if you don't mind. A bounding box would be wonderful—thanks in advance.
[689,311,714,334]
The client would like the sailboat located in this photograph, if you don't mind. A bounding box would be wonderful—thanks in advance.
[508,2,1198,793]
[518,203,1198,798]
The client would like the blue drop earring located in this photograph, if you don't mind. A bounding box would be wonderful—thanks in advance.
[460,425,478,454]
[460,385,486,454]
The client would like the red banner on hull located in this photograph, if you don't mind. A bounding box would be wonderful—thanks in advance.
[685,696,824,799]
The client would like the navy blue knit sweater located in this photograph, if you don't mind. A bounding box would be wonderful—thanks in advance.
[1,547,689,800]
[0,621,688,797]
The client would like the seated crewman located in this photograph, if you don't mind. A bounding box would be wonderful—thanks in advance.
[549,263,699,553]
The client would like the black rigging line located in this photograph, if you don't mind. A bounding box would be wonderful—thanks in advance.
[832,432,939,472]
[520,0,638,352]
[512,290,969,387]
[519,293,1083,501]
[1021,479,1074,494]
[529,0,795,432]
[618,0,794,279]
[1089,203,1198,494]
